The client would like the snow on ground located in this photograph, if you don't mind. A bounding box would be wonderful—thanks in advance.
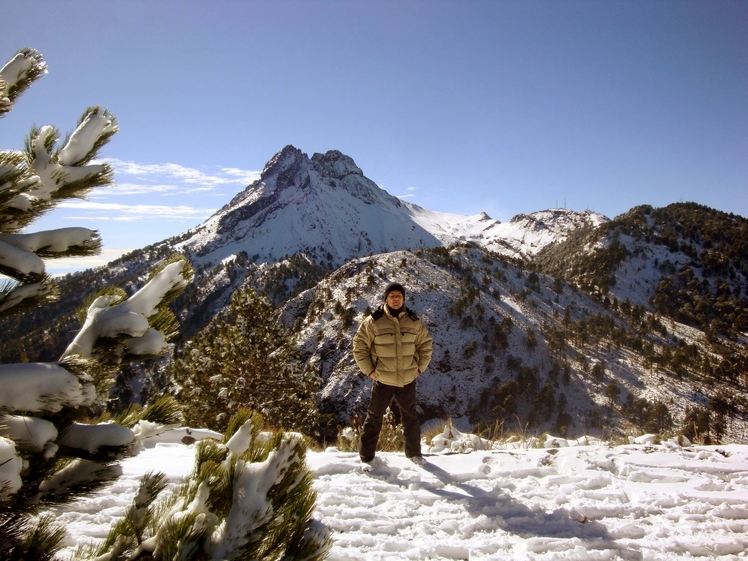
[47,432,748,561]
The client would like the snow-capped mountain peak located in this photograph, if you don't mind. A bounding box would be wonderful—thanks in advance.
[176,146,438,268]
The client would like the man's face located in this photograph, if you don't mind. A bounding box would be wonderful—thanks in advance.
[385,290,404,309]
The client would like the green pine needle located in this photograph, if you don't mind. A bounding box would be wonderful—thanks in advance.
[112,403,144,428]
[192,439,229,476]
[222,409,263,445]
[140,395,184,426]
[75,285,127,325]
[59,354,115,399]
[21,517,66,561]
[0,198,57,233]
[51,164,115,201]
[0,263,44,284]
[152,512,211,561]
[24,124,58,161]
[112,396,184,429]
[0,150,29,206]
[147,308,180,342]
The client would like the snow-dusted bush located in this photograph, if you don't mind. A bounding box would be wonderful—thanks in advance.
[83,410,332,561]
[336,408,404,454]
[336,426,360,452]
[427,422,491,454]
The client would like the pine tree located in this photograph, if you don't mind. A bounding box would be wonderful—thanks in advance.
[1,47,330,560]
[174,285,321,435]
[0,48,194,559]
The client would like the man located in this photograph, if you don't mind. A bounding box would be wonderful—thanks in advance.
[352,282,433,465]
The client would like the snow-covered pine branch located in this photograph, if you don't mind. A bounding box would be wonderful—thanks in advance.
[0,276,58,316]
[0,360,100,414]
[0,77,7,116]
[0,151,43,218]
[0,163,53,309]
[1,50,118,318]
[0,253,193,491]
[0,415,58,456]
[0,238,45,280]
[1,45,328,561]
[62,256,194,364]
[0,226,101,310]
[8,107,117,226]
[0,398,191,521]
[0,48,47,117]
[0,228,102,257]
[0,47,201,561]
[0,436,23,499]
[0,228,102,286]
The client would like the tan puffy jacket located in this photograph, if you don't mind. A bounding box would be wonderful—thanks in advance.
[352,305,433,387]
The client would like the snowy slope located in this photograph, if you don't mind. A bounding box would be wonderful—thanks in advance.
[49,434,748,561]
[285,246,568,424]
[536,203,748,311]
[281,244,745,442]
[415,208,608,260]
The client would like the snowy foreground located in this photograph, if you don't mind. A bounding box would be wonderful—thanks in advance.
[48,434,748,561]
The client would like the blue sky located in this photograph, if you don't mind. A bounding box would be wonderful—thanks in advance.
[2,1,746,274]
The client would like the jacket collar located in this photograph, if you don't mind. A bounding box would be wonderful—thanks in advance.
[383,304,404,319]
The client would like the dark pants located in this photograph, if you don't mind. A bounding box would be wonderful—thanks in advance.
[360,380,421,460]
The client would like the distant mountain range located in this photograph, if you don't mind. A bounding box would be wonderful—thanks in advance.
[3,146,746,442]
[173,145,608,268]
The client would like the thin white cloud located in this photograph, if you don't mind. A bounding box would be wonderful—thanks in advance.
[396,187,418,199]
[91,183,223,197]
[58,158,257,223]
[45,248,132,276]
[221,167,261,183]
[94,183,179,196]
[58,201,216,220]
[105,159,261,187]
[395,187,418,199]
